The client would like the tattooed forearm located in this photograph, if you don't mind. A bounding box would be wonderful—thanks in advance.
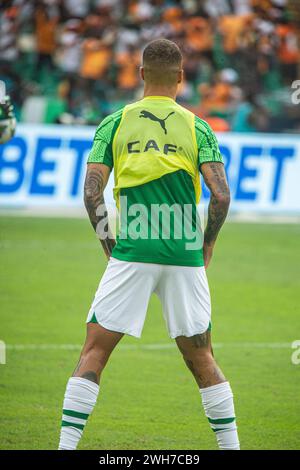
[205,194,229,245]
[84,165,116,258]
[201,162,230,246]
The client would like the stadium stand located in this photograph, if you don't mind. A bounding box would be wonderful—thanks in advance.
[0,0,299,132]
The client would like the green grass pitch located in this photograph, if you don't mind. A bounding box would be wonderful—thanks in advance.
[0,216,299,450]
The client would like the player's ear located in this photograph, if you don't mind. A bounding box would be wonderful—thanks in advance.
[140,66,145,81]
[178,69,183,84]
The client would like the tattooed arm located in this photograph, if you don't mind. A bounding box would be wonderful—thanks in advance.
[84,163,116,259]
[200,162,230,268]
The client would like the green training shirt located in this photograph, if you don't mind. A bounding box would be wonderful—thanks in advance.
[88,96,223,266]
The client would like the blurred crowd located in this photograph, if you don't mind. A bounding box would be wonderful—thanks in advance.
[1,0,300,132]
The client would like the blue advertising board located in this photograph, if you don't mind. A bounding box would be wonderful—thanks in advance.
[0,124,299,213]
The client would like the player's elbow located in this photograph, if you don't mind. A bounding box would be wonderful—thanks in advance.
[83,186,102,205]
[213,189,231,208]
[84,188,93,203]
[83,190,95,214]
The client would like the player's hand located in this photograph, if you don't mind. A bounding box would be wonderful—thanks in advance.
[203,242,214,269]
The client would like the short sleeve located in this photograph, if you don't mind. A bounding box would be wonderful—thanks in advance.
[195,116,223,168]
[87,107,124,168]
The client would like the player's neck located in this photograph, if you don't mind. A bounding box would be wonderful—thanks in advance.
[143,84,177,100]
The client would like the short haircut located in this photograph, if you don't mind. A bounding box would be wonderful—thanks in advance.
[142,39,183,86]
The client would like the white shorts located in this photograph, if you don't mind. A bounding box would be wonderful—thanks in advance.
[86,257,211,339]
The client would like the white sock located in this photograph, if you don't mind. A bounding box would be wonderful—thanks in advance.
[58,377,99,450]
[200,381,240,450]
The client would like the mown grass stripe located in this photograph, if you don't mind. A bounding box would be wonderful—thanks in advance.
[208,417,235,425]
[61,420,84,430]
[63,409,89,420]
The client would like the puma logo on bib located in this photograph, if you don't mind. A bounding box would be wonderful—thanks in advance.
[139,110,175,135]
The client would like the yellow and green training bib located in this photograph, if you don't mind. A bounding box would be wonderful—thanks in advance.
[88,96,223,266]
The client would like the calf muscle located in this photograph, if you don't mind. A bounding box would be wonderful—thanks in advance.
[72,323,124,385]
[176,330,226,388]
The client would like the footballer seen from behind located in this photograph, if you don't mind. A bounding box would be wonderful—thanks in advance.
[58,39,240,450]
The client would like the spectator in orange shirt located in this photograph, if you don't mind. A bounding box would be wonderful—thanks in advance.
[35,4,58,72]
[80,39,112,81]
[198,68,241,117]
[186,16,213,53]
[115,46,141,92]
[219,14,254,54]
[276,23,300,83]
